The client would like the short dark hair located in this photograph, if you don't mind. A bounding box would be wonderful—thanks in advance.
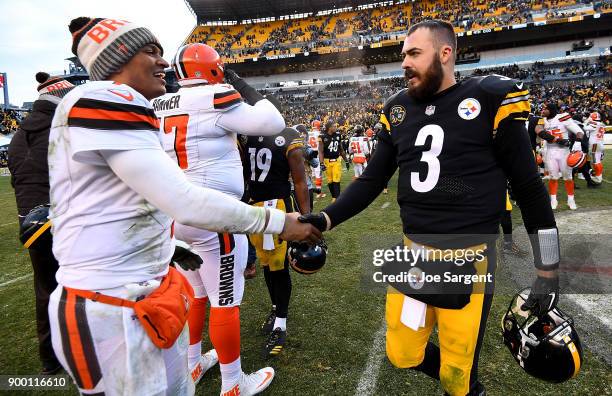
[407,19,457,57]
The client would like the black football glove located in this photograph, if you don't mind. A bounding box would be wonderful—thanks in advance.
[298,213,328,232]
[320,163,327,172]
[224,69,241,85]
[521,274,559,316]
[345,161,350,171]
[171,241,202,271]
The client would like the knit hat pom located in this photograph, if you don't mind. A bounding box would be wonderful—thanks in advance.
[35,72,50,84]
[69,17,92,34]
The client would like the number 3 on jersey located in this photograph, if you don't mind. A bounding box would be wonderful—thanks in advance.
[248,147,272,182]
[161,114,189,169]
[411,124,444,193]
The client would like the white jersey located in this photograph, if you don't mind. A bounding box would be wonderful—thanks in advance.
[584,119,606,144]
[308,129,320,151]
[349,136,370,159]
[543,113,583,149]
[154,84,245,199]
[49,81,173,289]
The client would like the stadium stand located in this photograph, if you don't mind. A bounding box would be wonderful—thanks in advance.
[281,80,610,129]
[0,109,25,135]
[184,0,612,63]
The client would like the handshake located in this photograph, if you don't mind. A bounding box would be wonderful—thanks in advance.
[277,212,330,245]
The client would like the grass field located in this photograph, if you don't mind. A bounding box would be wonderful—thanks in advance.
[0,153,611,395]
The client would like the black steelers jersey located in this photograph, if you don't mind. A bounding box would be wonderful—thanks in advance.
[245,127,303,202]
[527,113,544,151]
[376,75,530,240]
[320,132,343,159]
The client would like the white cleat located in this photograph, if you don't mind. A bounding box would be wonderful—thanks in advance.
[568,197,577,210]
[550,197,558,210]
[191,349,218,385]
[220,367,275,396]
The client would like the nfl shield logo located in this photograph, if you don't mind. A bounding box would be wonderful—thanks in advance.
[425,105,435,116]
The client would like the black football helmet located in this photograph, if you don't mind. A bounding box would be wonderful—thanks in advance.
[293,124,308,135]
[352,125,364,136]
[287,241,327,275]
[502,288,583,383]
[20,204,52,249]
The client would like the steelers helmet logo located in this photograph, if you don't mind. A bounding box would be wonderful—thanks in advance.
[389,105,406,126]
[458,98,481,120]
[275,136,286,146]
[408,267,425,290]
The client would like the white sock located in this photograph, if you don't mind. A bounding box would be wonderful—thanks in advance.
[273,317,287,331]
[220,357,242,392]
[568,195,575,200]
[188,342,202,369]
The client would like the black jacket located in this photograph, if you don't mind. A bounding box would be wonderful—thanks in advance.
[8,97,58,217]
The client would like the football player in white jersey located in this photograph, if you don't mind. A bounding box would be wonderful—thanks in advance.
[309,120,324,197]
[48,18,320,396]
[584,112,605,183]
[154,43,283,396]
[541,103,585,210]
[348,125,371,178]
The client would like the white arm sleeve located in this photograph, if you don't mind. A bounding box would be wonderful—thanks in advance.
[564,119,584,136]
[216,99,285,136]
[101,148,286,234]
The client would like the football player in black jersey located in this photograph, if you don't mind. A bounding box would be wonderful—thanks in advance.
[526,112,545,151]
[301,20,560,396]
[318,120,350,203]
[244,126,311,358]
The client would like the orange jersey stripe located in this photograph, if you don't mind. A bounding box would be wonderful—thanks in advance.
[70,107,159,128]
[65,290,94,389]
[223,233,232,255]
[214,93,242,106]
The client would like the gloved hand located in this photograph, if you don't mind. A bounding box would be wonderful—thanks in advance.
[571,141,582,152]
[224,69,241,86]
[320,163,327,172]
[521,274,559,316]
[171,241,202,271]
[298,213,328,232]
[345,161,350,171]
[556,138,570,147]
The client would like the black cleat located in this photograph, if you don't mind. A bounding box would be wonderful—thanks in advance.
[262,327,286,359]
[41,359,63,375]
[445,382,486,396]
[260,309,276,335]
[467,382,486,396]
[587,182,601,188]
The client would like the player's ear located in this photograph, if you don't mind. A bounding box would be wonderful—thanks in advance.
[439,45,453,65]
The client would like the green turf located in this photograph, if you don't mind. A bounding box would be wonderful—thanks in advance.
[0,153,610,395]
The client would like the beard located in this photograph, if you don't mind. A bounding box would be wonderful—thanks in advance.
[405,53,444,101]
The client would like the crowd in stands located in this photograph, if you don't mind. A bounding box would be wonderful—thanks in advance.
[0,109,25,135]
[274,75,611,131]
[470,56,611,82]
[187,0,610,62]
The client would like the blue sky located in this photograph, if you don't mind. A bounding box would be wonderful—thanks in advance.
[0,0,195,107]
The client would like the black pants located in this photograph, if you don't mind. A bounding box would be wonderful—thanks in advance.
[28,245,59,366]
